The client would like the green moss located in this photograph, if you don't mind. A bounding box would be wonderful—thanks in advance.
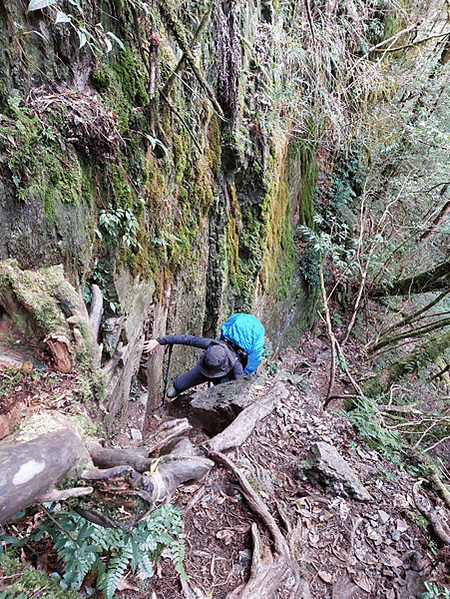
[227,185,243,289]
[112,49,149,107]
[297,144,318,229]
[205,114,221,173]
[0,260,95,370]
[173,132,187,185]
[0,367,22,398]
[111,163,134,209]
[0,553,83,598]
[91,66,111,92]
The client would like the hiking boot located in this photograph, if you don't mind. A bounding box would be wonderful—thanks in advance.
[166,386,178,399]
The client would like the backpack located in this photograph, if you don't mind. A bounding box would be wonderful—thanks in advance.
[219,313,265,375]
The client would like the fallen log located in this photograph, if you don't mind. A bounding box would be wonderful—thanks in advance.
[0,420,212,527]
[0,430,92,524]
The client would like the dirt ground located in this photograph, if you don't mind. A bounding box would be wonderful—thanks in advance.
[1,328,450,599]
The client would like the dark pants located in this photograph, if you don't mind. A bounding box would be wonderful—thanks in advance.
[173,364,222,393]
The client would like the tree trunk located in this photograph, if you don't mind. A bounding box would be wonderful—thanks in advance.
[371,260,450,296]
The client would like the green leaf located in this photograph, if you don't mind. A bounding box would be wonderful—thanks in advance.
[55,10,71,23]
[28,0,56,11]
[78,28,87,49]
[106,31,125,51]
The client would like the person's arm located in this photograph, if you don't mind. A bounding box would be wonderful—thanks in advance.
[230,358,245,380]
[143,334,212,353]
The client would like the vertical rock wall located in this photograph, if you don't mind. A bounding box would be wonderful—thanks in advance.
[0,0,318,423]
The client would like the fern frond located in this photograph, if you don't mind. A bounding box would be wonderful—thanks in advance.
[102,540,133,599]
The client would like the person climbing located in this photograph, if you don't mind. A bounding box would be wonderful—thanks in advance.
[143,313,264,400]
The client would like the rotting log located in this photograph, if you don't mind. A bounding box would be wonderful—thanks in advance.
[0,423,212,528]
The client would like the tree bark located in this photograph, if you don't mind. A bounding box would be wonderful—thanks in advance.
[371,260,450,297]
[0,430,92,524]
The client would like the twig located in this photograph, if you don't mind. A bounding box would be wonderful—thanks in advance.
[39,503,80,549]
[160,92,203,154]
[156,0,225,121]
[304,0,315,43]
[375,31,450,54]
[423,435,450,454]
[318,256,336,408]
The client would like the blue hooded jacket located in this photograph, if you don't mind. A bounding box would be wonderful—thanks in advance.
[220,313,264,375]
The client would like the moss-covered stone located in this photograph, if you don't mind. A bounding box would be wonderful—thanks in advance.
[0,260,96,369]
[112,48,149,107]
[0,553,83,599]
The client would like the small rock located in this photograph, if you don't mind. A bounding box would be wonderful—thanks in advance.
[130,427,143,442]
[391,530,401,542]
[239,549,252,565]
[378,509,390,524]
[396,519,409,532]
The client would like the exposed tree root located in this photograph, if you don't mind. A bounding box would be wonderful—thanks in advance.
[412,480,450,545]
[203,381,288,453]
[208,449,309,599]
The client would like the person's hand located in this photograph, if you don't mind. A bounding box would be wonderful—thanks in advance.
[143,339,160,353]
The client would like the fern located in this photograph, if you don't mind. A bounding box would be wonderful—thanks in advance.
[36,503,187,597]
[339,396,405,466]
[99,538,133,599]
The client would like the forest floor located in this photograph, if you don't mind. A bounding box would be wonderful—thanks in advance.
[1,325,450,599]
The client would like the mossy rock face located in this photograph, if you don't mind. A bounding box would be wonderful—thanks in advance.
[0,260,98,370]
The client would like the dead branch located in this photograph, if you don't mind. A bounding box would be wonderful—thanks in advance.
[38,486,94,502]
[368,316,450,355]
[370,289,450,350]
[155,0,225,120]
[319,257,337,408]
[413,480,450,545]
[162,5,212,96]
[88,284,103,343]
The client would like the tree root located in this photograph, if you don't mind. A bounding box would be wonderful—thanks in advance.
[203,381,287,453]
[208,449,309,599]
[412,480,450,545]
